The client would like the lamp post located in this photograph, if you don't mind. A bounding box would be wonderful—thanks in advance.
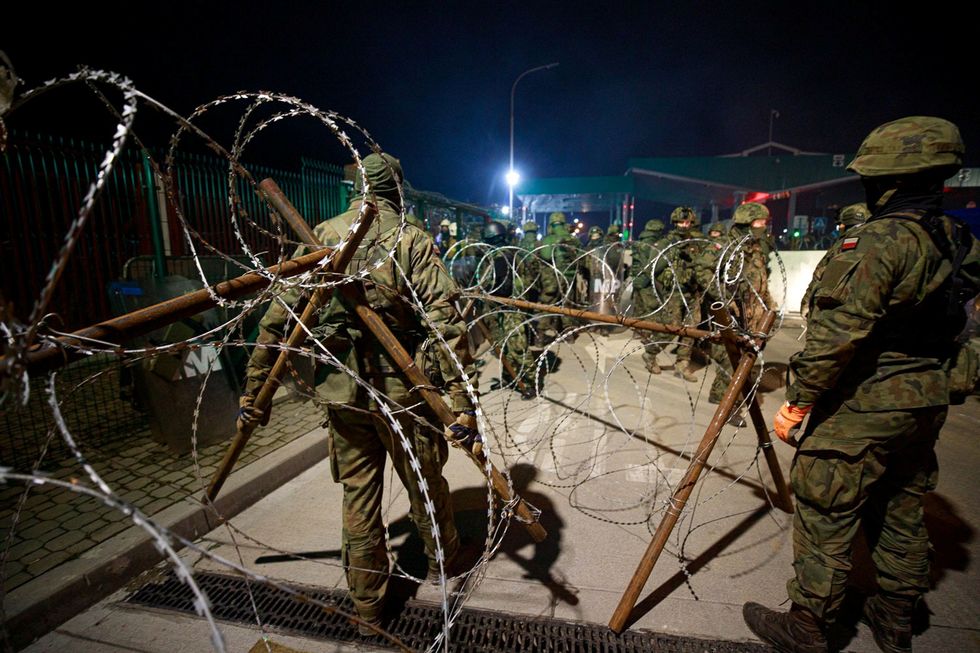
[509,62,559,221]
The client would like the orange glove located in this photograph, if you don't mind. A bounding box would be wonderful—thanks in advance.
[773,402,811,445]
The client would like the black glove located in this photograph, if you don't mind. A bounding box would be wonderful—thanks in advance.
[444,410,482,456]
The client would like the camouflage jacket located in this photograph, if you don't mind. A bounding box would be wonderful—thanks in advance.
[787,210,980,411]
[245,198,476,413]
[800,235,844,316]
[692,234,727,302]
[629,236,663,289]
[723,228,771,307]
[539,229,582,278]
[651,230,695,291]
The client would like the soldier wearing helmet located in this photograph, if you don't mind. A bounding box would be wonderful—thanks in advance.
[836,202,870,234]
[480,221,537,396]
[629,218,670,372]
[537,211,583,343]
[519,220,538,250]
[647,206,702,381]
[744,117,980,653]
[436,218,457,258]
[586,225,604,249]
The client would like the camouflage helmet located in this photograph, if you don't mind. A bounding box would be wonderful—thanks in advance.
[837,202,870,228]
[847,116,964,177]
[440,218,451,227]
[483,220,508,245]
[607,223,622,235]
[706,222,724,236]
[732,202,770,225]
[643,218,665,233]
[670,206,698,226]
[548,211,568,225]
[523,220,538,232]
[588,226,603,238]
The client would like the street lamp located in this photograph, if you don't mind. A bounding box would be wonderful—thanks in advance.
[509,62,559,221]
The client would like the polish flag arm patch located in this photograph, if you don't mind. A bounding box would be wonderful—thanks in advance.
[841,237,859,250]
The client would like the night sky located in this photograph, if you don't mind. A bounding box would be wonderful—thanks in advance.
[3,2,976,206]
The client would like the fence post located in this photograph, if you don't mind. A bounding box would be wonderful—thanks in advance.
[142,154,166,278]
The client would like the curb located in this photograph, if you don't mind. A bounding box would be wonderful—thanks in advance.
[3,426,328,651]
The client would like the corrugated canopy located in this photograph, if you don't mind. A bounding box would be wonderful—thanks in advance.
[517,176,634,214]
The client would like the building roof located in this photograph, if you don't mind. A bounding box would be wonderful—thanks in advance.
[627,150,858,208]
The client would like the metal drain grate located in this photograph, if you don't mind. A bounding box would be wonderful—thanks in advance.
[124,570,766,652]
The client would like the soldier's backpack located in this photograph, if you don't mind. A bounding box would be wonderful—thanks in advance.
[878,210,979,403]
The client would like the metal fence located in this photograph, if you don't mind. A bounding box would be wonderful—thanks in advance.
[0,131,347,331]
[0,132,346,468]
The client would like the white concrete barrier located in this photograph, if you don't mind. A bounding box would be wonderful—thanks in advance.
[769,250,826,315]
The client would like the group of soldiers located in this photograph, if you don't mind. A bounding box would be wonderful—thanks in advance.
[239,117,980,652]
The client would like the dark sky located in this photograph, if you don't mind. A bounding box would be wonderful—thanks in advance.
[3,1,975,206]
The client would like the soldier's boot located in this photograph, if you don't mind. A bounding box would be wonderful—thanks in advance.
[357,618,384,637]
[645,356,662,375]
[742,602,828,653]
[674,360,698,383]
[862,593,915,653]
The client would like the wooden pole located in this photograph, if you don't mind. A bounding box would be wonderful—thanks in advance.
[709,303,793,513]
[205,196,379,501]
[4,249,333,377]
[607,310,776,633]
[481,294,720,341]
[253,179,547,542]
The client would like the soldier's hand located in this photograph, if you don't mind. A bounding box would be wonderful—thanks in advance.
[237,394,270,431]
[444,410,482,456]
[773,402,811,446]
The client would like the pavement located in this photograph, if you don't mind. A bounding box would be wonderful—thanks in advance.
[7,319,980,652]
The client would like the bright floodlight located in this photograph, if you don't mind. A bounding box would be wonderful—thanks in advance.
[501,205,511,216]
[505,169,520,188]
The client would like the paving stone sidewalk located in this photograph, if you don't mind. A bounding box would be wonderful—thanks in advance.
[0,393,324,591]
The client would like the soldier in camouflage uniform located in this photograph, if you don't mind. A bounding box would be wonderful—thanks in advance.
[743,117,980,653]
[479,221,538,397]
[519,220,538,251]
[435,218,457,258]
[725,202,775,335]
[586,225,604,250]
[537,212,582,342]
[630,218,667,372]
[800,203,870,318]
[693,221,736,404]
[240,153,475,631]
[653,206,701,382]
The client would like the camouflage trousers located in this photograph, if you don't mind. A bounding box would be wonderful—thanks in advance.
[707,341,733,402]
[787,399,945,620]
[537,269,573,337]
[486,309,537,389]
[632,285,664,369]
[326,405,459,622]
[646,286,697,362]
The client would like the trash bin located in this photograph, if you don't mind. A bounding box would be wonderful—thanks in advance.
[107,276,241,454]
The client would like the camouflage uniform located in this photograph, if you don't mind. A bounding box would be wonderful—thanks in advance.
[744,117,980,653]
[435,219,457,258]
[693,223,733,402]
[537,212,582,339]
[651,207,700,380]
[243,154,472,625]
[800,203,870,318]
[630,219,667,372]
[519,221,538,251]
[479,222,537,394]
